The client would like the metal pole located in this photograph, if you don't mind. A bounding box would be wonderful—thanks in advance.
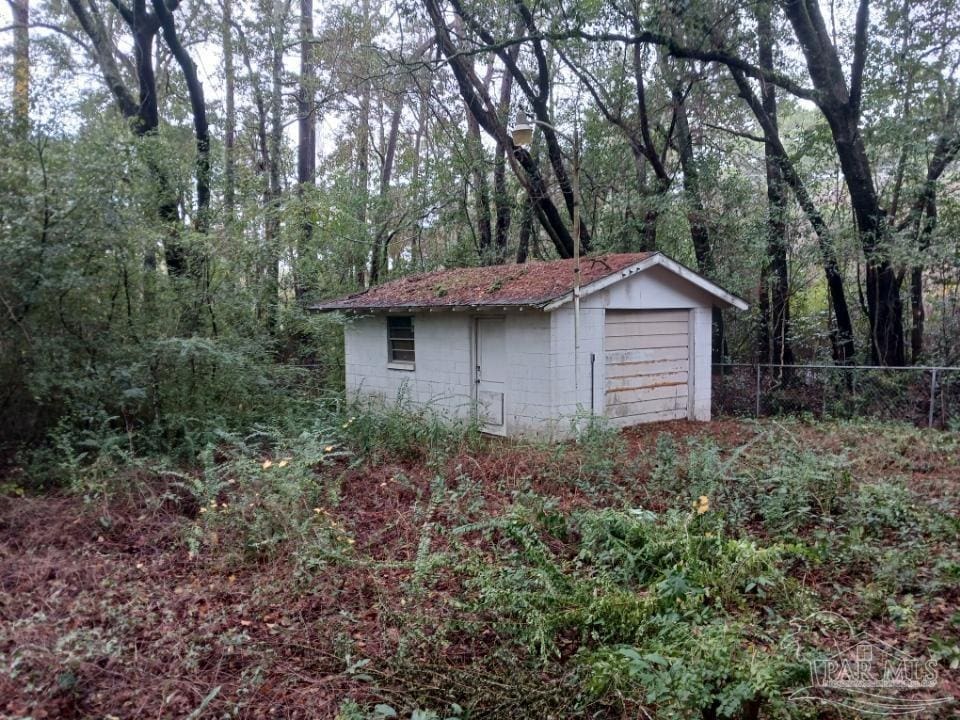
[928,368,937,428]
[756,364,761,418]
[590,352,595,413]
[572,122,581,401]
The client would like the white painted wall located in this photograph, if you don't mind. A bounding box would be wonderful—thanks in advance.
[341,265,721,437]
[549,306,604,424]
[343,311,557,432]
[344,313,474,420]
[567,264,715,425]
[502,312,554,433]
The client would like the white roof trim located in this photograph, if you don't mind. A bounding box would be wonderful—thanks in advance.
[541,253,748,312]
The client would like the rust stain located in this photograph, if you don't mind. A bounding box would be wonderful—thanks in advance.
[606,381,688,394]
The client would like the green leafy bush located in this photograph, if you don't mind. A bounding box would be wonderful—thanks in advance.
[338,392,480,464]
[173,421,350,565]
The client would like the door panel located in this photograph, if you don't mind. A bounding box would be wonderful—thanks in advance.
[604,310,690,424]
[475,318,506,433]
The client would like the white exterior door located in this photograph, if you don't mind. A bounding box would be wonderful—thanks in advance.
[475,317,506,434]
[604,309,691,424]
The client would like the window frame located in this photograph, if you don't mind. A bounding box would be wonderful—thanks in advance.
[386,315,415,369]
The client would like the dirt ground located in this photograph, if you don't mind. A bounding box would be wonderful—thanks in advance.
[1,419,958,719]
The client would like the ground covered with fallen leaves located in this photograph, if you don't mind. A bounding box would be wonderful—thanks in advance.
[2,418,959,719]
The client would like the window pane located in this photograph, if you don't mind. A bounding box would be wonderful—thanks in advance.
[388,317,412,330]
[387,316,415,363]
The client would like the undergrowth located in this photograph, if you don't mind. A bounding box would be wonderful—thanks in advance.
[4,414,959,719]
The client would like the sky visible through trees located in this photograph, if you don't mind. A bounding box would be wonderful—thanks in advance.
[1,0,959,447]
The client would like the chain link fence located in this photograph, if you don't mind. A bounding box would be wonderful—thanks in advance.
[712,364,960,429]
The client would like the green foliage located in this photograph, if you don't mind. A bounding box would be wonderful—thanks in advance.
[755,450,852,534]
[154,420,360,575]
[463,498,798,716]
[338,393,481,464]
[571,414,629,487]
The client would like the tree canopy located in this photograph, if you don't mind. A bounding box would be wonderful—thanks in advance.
[1,0,959,446]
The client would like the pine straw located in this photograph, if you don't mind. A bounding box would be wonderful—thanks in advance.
[2,419,958,718]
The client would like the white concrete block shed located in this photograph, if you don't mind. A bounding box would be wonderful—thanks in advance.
[310,252,747,438]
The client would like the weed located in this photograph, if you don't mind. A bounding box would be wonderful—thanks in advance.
[756,450,852,534]
[339,393,480,464]
[570,414,628,488]
[173,420,350,565]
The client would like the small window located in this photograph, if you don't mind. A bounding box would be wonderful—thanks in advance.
[387,316,415,365]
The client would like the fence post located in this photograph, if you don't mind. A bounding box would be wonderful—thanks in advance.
[822,368,828,418]
[928,369,938,428]
[755,364,761,418]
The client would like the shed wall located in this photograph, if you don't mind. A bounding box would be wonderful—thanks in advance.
[344,311,556,433]
[552,265,714,425]
[344,314,474,419]
[502,312,555,433]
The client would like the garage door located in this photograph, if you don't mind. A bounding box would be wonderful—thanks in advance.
[604,309,690,423]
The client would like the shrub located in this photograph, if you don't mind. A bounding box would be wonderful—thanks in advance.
[338,392,480,463]
[756,450,852,534]
[175,421,350,565]
[570,413,629,488]
[461,500,799,717]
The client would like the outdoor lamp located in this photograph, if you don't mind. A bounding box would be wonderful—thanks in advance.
[511,113,534,146]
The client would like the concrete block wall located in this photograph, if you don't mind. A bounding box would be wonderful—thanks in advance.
[344,313,474,421]
[503,311,554,433]
[549,306,605,427]
[559,266,717,426]
[342,264,721,437]
[690,306,712,420]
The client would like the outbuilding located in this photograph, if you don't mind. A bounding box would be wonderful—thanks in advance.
[311,252,747,437]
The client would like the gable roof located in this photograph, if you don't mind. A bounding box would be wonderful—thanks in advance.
[309,252,747,312]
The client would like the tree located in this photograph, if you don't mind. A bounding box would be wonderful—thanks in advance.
[423,0,584,259]
[8,0,29,135]
[755,0,793,368]
[295,0,316,299]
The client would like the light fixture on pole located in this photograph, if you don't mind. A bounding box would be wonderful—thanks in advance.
[508,111,584,408]
[511,112,535,146]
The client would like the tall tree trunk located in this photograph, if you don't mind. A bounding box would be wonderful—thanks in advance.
[356,0,372,284]
[65,0,138,119]
[757,2,793,370]
[410,48,433,270]
[222,0,236,221]
[423,0,576,258]
[899,111,960,362]
[560,36,672,251]
[466,111,493,260]
[909,204,934,363]
[295,0,316,299]
[236,22,272,323]
[492,56,517,262]
[107,0,184,277]
[781,0,905,365]
[152,0,212,331]
[152,0,210,232]
[516,194,534,263]
[455,20,494,264]
[369,100,402,282]
[728,67,855,363]
[670,75,726,363]
[261,0,285,330]
[446,0,591,252]
[9,0,29,136]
